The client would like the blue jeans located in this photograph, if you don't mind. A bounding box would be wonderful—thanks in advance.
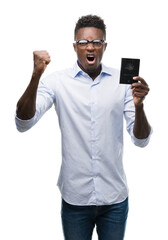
[61,197,129,240]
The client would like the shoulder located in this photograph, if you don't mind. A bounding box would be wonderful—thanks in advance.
[101,64,120,81]
[102,64,131,94]
[102,64,120,83]
[40,67,74,88]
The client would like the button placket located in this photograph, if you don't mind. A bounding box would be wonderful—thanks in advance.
[90,83,99,194]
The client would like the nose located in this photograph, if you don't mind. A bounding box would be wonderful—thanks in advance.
[86,42,95,50]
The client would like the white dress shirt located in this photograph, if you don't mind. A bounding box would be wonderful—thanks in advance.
[15,62,152,206]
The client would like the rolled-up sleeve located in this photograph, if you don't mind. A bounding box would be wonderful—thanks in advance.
[15,115,37,132]
[130,129,153,147]
[124,86,152,148]
[15,80,55,132]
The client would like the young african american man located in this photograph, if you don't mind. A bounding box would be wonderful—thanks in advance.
[15,15,152,240]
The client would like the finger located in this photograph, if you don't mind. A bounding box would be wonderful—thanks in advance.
[133,76,148,86]
[40,53,50,63]
[132,90,148,95]
[133,92,147,98]
[131,84,150,91]
[42,59,50,65]
[132,86,149,93]
[33,50,50,60]
[34,50,49,55]
[132,87,147,95]
[132,88,149,96]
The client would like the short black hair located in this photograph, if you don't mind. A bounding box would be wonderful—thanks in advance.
[74,15,106,40]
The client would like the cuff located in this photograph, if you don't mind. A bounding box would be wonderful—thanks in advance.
[15,114,36,132]
[131,128,153,148]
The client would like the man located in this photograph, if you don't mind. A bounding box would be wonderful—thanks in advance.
[15,15,152,240]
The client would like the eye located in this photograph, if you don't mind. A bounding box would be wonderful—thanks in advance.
[93,40,103,47]
[77,40,88,46]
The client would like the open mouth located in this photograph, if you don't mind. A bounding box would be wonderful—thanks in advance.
[87,55,96,64]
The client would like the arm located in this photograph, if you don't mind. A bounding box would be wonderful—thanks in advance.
[16,51,50,120]
[131,77,151,139]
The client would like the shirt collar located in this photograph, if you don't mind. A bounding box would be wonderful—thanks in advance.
[72,61,113,79]
[73,61,83,78]
[101,63,113,76]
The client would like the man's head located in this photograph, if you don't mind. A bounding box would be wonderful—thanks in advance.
[73,15,107,80]
[74,15,106,40]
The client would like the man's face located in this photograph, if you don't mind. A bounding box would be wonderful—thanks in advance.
[73,27,107,77]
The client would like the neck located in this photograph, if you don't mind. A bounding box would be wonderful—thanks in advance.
[87,68,101,80]
[77,61,101,81]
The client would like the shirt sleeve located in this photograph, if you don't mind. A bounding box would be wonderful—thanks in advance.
[123,85,152,148]
[15,80,55,132]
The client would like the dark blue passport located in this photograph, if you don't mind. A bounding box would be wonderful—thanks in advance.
[120,58,140,84]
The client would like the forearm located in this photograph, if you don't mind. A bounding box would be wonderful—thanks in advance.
[133,104,151,139]
[16,51,51,120]
[16,71,42,120]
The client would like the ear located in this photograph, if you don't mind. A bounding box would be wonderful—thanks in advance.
[73,43,77,52]
[104,42,107,52]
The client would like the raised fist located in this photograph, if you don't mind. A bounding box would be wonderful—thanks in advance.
[33,50,51,74]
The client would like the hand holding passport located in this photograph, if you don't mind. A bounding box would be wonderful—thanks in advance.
[120,58,140,84]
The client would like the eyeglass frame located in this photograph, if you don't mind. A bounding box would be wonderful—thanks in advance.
[75,39,106,48]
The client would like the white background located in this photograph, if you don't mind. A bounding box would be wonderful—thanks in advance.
[0,0,167,239]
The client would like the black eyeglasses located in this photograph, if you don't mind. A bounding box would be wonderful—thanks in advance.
[75,39,105,48]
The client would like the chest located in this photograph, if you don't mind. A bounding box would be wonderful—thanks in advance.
[55,77,125,119]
